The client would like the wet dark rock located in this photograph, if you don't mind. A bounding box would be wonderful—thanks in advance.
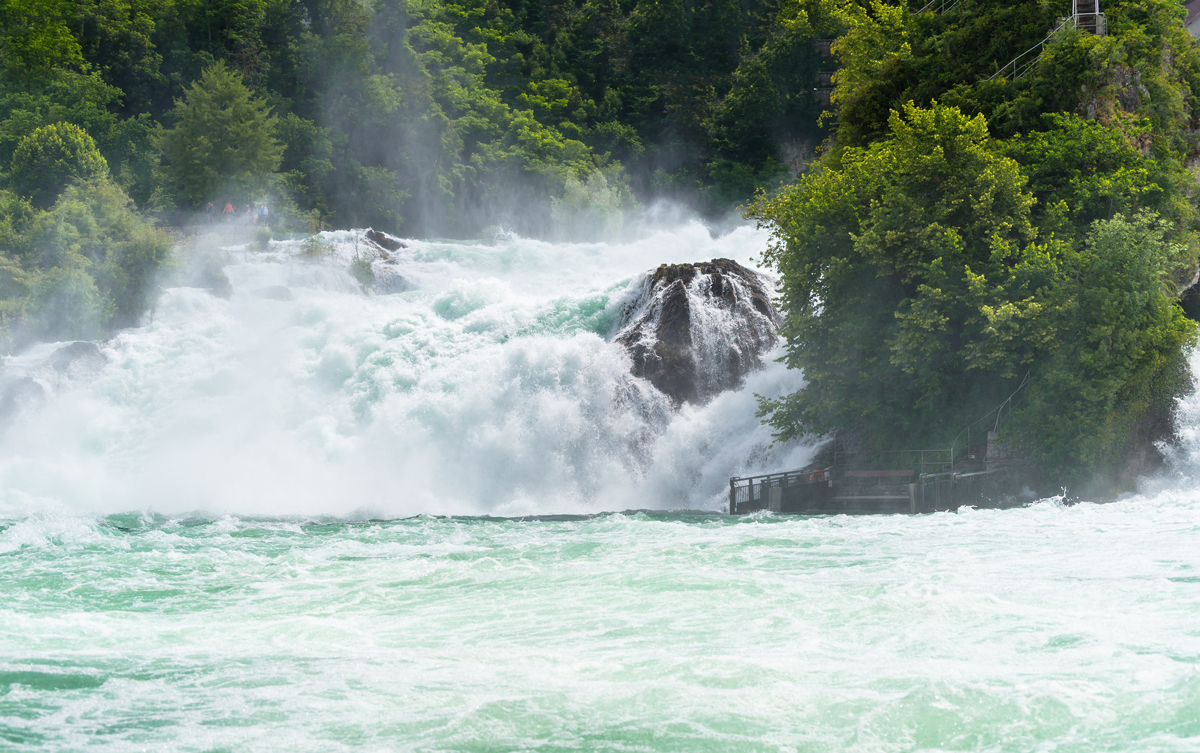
[256,285,294,301]
[366,229,405,251]
[48,341,106,379]
[1182,276,1200,322]
[614,258,780,406]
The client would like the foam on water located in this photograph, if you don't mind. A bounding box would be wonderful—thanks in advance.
[2,500,1200,751]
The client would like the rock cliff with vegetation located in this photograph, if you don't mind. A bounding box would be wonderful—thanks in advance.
[751,0,1200,496]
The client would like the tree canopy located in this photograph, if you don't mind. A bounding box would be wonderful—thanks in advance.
[0,0,846,234]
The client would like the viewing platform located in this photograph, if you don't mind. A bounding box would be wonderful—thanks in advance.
[731,422,1032,515]
[728,462,1027,515]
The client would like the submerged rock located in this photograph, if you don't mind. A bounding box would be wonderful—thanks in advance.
[199,263,233,299]
[372,268,416,294]
[0,376,45,418]
[256,285,295,301]
[614,258,780,405]
[48,341,107,379]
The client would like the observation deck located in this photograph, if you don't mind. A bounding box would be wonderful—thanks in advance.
[728,461,1026,515]
[730,382,1034,514]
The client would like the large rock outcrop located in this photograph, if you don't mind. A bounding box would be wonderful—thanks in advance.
[614,258,781,405]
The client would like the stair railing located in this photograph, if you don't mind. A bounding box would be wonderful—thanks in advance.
[915,0,963,15]
[946,372,1031,469]
[986,17,1071,82]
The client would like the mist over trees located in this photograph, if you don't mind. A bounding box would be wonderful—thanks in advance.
[0,0,835,236]
[752,0,1200,493]
[0,0,835,347]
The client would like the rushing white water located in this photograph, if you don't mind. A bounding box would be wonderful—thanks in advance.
[4,225,1200,751]
[0,222,814,519]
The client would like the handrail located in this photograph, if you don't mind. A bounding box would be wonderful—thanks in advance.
[987,11,1106,83]
[729,467,828,486]
[915,0,962,15]
[987,17,1071,82]
[831,448,952,476]
[947,371,1030,468]
[920,467,1007,480]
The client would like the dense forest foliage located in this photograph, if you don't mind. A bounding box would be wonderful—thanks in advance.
[752,0,1200,493]
[0,0,834,233]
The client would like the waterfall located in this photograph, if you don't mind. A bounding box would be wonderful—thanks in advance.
[0,223,819,518]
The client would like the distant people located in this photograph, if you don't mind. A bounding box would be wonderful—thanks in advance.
[245,204,254,224]
[205,202,215,224]
[258,203,269,227]
[223,201,234,222]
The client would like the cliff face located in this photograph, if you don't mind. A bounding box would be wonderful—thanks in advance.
[614,259,780,405]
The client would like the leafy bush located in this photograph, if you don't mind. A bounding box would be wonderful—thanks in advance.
[9,122,109,208]
[0,180,172,347]
[348,248,376,286]
[253,226,272,250]
[299,236,334,260]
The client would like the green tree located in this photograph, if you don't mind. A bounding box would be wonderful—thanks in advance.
[156,61,283,206]
[1007,114,1188,244]
[9,122,109,207]
[0,0,86,74]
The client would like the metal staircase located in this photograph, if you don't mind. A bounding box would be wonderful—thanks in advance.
[916,0,964,15]
[1072,0,1107,35]
[987,0,1107,82]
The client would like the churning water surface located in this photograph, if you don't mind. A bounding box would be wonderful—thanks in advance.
[2,223,1199,751]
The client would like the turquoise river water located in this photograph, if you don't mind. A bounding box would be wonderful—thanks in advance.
[2,224,1200,751]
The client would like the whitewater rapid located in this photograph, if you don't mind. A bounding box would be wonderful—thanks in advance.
[0,222,816,518]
